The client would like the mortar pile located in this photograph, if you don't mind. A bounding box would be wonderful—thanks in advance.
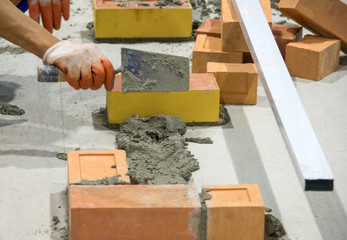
[116,114,200,185]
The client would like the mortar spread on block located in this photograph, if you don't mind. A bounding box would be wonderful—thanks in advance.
[116,114,200,184]
[121,49,189,93]
[73,175,125,185]
[199,188,211,240]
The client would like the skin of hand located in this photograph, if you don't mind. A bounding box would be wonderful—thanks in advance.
[1,1,114,91]
[43,41,114,90]
[28,0,70,33]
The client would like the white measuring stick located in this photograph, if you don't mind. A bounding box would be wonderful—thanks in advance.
[231,0,334,191]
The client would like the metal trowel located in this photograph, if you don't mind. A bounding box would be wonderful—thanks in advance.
[37,48,190,93]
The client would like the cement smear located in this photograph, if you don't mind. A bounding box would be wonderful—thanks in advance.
[116,114,200,184]
[0,104,25,115]
[56,153,67,161]
[199,188,212,240]
[121,48,189,93]
[155,0,182,6]
[186,105,230,127]
[265,208,287,240]
[0,46,26,55]
[74,175,124,185]
[185,137,213,144]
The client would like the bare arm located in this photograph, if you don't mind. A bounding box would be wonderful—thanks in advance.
[0,0,60,58]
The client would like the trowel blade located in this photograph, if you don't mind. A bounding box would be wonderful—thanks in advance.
[121,48,190,93]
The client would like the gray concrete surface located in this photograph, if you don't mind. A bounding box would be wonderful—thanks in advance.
[0,0,346,239]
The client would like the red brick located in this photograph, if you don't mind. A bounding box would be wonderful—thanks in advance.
[68,150,130,185]
[279,0,347,53]
[221,0,272,52]
[192,34,243,73]
[207,62,258,104]
[196,19,222,38]
[285,35,341,80]
[203,184,265,240]
[272,24,302,58]
[69,185,201,240]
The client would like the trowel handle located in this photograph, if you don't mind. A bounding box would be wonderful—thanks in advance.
[37,65,66,82]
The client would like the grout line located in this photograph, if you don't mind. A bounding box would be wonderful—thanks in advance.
[59,82,66,153]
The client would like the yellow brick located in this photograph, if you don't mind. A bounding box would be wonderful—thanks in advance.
[106,74,220,124]
[94,0,192,38]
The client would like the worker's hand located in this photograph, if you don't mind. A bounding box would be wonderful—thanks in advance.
[43,41,114,90]
[28,0,70,33]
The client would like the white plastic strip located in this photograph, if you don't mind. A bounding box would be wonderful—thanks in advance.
[231,0,334,190]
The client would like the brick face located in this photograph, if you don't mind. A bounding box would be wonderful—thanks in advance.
[285,35,341,80]
[69,185,201,240]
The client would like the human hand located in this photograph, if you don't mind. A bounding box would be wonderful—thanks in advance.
[28,0,70,33]
[43,41,114,90]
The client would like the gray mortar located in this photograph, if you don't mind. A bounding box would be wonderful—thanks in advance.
[265,208,288,240]
[73,175,124,185]
[116,114,200,184]
[155,0,182,6]
[186,105,230,127]
[56,153,67,161]
[199,188,212,240]
[185,137,213,144]
[121,48,189,93]
[0,104,25,115]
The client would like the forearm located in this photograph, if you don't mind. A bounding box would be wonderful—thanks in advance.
[0,0,60,58]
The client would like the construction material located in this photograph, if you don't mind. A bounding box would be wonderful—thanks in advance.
[116,115,199,184]
[231,0,334,190]
[272,24,302,59]
[121,48,189,93]
[196,19,222,38]
[93,0,192,38]
[106,73,220,124]
[285,35,341,81]
[0,103,25,115]
[192,34,243,73]
[207,62,258,104]
[69,185,201,240]
[68,150,130,185]
[222,0,272,52]
[278,0,347,53]
[203,184,265,240]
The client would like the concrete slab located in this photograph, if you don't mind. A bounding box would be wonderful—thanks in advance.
[0,0,347,239]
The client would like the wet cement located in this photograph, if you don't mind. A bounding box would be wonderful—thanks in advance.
[74,175,124,185]
[116,114,200,184]
[199,188,212,240]
[185,137,213,144]
[0,46,26,55]
[265,208,287,240]
[186,105,230,127]
[56,153,67,161]
[155,0,182,6]
[121,48,189,93]
[0,104,25,115]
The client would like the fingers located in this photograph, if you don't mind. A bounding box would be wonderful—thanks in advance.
[39,2,53,33]
[91,63,106,90]
[66,75,80,90]
[52,2,62,30]
[80,65,93,90]
[101,58,115,91]
[28,0,40,24]
[62,0,70,20]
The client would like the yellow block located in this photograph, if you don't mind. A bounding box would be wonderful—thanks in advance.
[106,74,220,124]
[94,0,192,38]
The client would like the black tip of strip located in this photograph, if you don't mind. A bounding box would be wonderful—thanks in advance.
[305,179,334,191]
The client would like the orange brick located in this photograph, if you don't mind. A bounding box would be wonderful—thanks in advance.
[196,19,222,38]
[221,0,272,52]
[285,35,341,81]
[192,34,243,73]
[207,62,258,104]
[279,0,347,53]
[203,184,265,240]
[68,150,130,185]
[69,185,201,240]
[272,24,302,58]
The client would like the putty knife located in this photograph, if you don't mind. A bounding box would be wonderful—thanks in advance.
[37,48,190,93]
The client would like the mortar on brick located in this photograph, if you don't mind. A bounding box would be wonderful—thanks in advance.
[116,114,200,184]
